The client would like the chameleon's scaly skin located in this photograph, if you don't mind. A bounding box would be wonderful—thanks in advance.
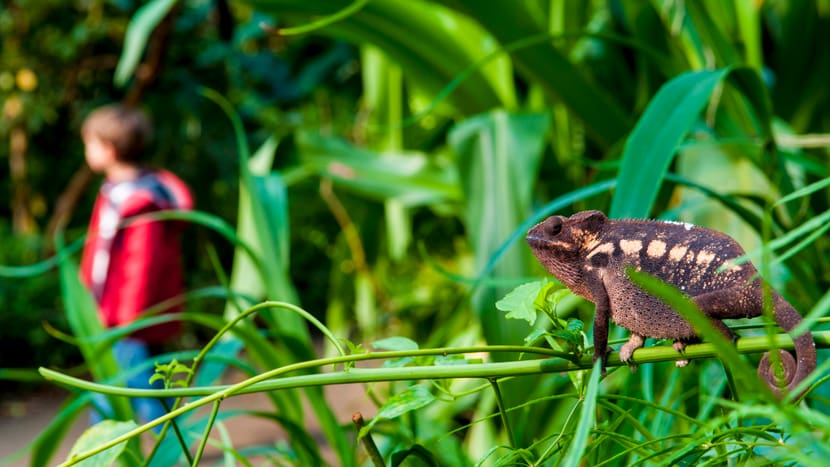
[526,210,816,396]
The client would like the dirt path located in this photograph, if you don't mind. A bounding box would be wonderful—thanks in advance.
[0,381,376,466]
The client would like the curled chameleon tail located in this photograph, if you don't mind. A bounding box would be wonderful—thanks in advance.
[756,294,816,397]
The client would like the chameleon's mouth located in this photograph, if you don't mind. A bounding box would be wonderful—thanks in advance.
[525,225,550,249]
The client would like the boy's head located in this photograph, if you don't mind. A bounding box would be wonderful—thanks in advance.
[81,104,152,173]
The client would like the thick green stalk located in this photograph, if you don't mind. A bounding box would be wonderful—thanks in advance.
[44,331,829,401]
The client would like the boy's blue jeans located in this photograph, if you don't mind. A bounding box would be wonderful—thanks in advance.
[90,338,170,430]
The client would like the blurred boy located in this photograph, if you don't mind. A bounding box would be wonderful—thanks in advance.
[79,104,192,425]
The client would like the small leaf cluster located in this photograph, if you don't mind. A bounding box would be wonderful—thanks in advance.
[497,280,585,357]
[148,359,193,390]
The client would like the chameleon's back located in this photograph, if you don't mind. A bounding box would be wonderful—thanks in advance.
[599,218,757,298]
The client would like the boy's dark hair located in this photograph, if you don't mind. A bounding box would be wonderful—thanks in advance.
[81,104,153,163]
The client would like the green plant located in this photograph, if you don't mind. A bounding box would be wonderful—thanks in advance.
[5,1,830,465]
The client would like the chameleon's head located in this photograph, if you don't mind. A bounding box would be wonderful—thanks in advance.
[526,210,608,298]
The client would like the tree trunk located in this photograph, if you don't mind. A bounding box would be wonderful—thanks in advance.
[9,126,36,235]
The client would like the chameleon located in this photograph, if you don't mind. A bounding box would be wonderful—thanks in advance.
[525,210,816,396]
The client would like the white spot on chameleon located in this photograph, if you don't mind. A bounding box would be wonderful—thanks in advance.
[696,250,717,265]
[719,259,744,274]
[646,240,667,258]
[619,239,643,256]
[669,245,688,262]
[586,242,615,259]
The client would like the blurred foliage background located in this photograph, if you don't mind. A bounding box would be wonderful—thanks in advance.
[2,0,830,465]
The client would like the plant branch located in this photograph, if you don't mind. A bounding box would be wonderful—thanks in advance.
[44,330,830,465]
[43,331,830,400]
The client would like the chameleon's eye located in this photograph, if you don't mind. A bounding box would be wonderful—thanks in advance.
[546,219,563,236]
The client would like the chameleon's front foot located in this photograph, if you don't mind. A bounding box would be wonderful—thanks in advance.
[672,340,690,367]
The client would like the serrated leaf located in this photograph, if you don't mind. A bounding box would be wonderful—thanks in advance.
[359,385,435,439]
[65,420,138,467]
[495,281,546,325]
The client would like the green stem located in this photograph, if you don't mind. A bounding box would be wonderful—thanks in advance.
[489,378,515,448]
[192,401,221,466]
[352,412,384,467]
[44,331,830,465]
[47,331,830,399]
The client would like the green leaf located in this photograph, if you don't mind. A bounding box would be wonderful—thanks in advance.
[536,283,570,319]
[30,395,90,467]
[247,0,516,113]
[496,281,546,325]
[113,0,177,87]
[442,2,632,147]
[359,385,435,438]
[524,328,548,345]
[774,176,830,207]
[294,130,460,205]
[54,232,135,431]
[560,359,602,467]
[277,0,370,36]
[65,420,138,467]
[611,68,731,219]
[372,336,419,352]
[611,66,776,219]
[449,110,549,346]
[390,443,440,467]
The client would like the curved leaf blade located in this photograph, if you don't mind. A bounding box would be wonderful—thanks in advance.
[114,0,177,87]
[611,69,730,219]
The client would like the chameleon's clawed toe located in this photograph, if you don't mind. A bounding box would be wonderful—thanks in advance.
[673,340,690,367]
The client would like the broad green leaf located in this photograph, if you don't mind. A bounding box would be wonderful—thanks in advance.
[496,281,546,325]
[359,385,435,438]
[65,420,138,467]
[294,130,460,205]
[203,92,350,465]
[439,1,632,147]
[247,0,516,114]
[612,66,777,219]
[54,232,135,434]
[30,395,90,467]
[449,110,549,345]
[560,359,601,467]
[611,68,731,219]
[114,0,177,87]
